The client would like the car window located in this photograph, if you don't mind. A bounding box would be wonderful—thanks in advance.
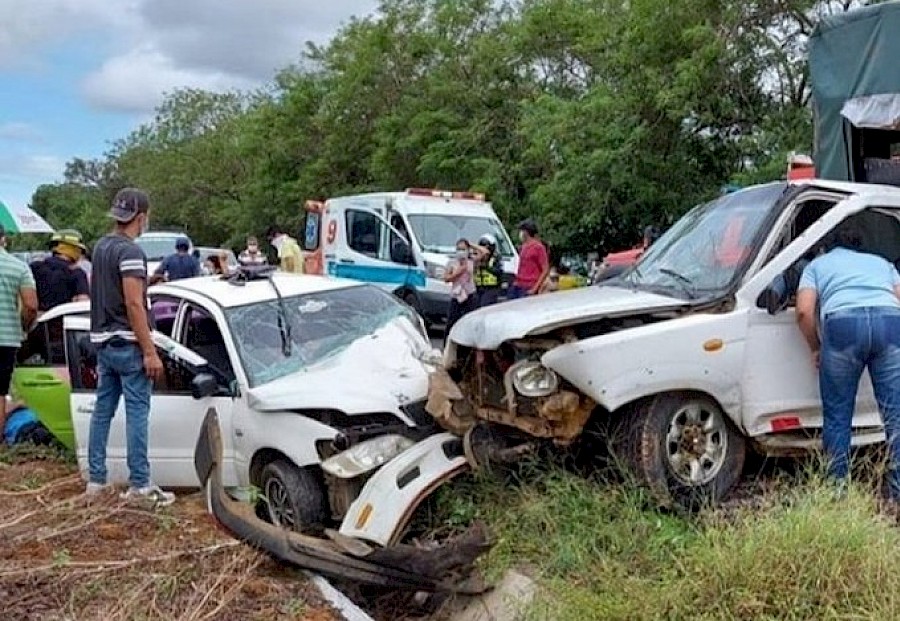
[762,199,838,267]
[346,210,382,257]
[150,296,182,337]
[19,317,68,366]
[180,305,235,382]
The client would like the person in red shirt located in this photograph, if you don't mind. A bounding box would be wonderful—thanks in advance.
[509,219,550,299]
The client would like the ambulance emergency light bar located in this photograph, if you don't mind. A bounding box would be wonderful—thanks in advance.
[405,188,486,201]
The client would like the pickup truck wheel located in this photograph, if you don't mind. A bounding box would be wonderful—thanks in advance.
[625,394,745,510]
[260,460,328,534]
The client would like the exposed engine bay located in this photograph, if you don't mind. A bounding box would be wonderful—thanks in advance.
[427,310,685,446]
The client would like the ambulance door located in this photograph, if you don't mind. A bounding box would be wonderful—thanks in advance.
[327,207,423,291]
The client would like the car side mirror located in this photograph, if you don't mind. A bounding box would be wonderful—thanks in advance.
[191,373,219,400]
[757,258,810,315]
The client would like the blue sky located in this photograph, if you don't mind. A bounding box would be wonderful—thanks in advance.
[0,0,376,212]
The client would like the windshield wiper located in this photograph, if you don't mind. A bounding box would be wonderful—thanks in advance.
[658,268,697,299]
[226,265,293,357]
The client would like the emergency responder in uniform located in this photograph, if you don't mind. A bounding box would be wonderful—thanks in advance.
[472,234,504,307]
[30,229,90,313]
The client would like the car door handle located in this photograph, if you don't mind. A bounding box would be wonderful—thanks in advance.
[76,405,95,414]
[339,259,355,264]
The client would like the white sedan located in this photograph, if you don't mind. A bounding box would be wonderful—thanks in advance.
[51,270,446,534]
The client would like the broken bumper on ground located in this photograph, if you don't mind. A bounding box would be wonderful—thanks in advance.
[193,408,490,593]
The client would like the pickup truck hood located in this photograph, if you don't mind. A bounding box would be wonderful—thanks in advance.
[247,317,435,420]
[448,284,685,350]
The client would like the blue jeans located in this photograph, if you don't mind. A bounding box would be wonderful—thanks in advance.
[88,342,152,488]
[507,285,529,300]
[819,307,900,498]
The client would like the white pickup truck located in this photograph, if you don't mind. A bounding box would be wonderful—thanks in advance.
[430,179,900,509]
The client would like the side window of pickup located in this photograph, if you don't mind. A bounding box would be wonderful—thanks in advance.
[763,199,837,268]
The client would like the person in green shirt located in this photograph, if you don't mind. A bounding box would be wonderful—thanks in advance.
[0,225,38,439]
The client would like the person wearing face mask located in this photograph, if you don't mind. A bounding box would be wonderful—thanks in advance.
[444,239,477,336]
[509,219,549,299]
[238,236,267,267]
[87,188,174,507]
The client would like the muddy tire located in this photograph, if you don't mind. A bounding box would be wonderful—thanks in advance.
[260,460,328,534]
[620,393,745,511]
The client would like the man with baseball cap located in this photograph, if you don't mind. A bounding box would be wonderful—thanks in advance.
[150,237,200,284]
[30,229,90,312]
[87,188,173,506]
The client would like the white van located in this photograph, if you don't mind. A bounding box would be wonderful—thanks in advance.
[303,188,519,325]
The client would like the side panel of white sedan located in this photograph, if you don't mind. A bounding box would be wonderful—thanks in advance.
[65,316,239,488]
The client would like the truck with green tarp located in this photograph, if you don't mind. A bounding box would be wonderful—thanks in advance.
[809,0,900,184]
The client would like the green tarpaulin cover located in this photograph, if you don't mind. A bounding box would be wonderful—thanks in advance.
[809,1,900,181]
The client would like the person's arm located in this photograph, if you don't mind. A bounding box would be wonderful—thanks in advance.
[444,260,463,283]
[18,268,38,333]
[119,248,163,381]
[71,268,90,302]
[530,244,552,295]
[149,257,168,285]
[796,288,819,361]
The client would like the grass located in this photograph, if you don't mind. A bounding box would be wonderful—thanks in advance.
[426,458,900,621]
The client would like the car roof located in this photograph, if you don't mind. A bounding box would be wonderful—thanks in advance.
[791,178,900,196]
[155,273,365,308]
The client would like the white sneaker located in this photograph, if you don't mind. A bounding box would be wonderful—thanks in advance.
[120,484,175,507]
[85,482,109,496]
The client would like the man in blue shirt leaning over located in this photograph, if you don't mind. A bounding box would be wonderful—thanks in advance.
[150,237,200,284]
[796,228,900,501]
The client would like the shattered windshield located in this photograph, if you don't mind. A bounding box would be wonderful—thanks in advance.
[624,183,787,299]
[406,214,515,257]
[224,285,418,387]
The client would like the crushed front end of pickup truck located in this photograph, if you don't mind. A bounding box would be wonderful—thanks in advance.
[194,408,491,593]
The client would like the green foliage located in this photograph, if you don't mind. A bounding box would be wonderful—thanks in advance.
[433,466,900,620]
[29,0,846,255]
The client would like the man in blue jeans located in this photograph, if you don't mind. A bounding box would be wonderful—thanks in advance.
[87,188,173,506]
[796,229,900,500]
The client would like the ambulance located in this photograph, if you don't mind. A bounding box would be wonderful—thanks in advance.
[302,189,519,325]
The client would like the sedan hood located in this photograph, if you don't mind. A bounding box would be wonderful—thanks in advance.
[247,317,436,421]
[449,284,685,350]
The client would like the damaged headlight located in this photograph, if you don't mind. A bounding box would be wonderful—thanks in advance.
[510,360,559,397]
[321,434,415,479]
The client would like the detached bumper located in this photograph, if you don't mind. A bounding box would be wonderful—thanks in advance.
[194,408,490,593]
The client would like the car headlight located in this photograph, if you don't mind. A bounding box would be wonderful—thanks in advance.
[425,261,446,279]
[510,360,559,397]
[321,434,415,479]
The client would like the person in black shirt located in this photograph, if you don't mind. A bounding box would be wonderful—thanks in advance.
[30,229,90,312]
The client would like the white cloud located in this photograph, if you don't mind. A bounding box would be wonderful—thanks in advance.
[0,122,42,142]
[81,46,259,114]
[78,0,378,113]
[0,154,66,181]
[0,0,133,69]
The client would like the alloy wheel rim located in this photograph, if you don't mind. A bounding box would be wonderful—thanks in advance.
[665,401,728,486]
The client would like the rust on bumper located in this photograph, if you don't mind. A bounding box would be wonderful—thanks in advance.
[426,367,594,445]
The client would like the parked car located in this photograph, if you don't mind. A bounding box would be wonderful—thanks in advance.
[194,246,238,274]
[430,179,900,509]
[19,269,457,536]
[135,231,194,275]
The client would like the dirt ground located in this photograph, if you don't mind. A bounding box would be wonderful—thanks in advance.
[0,447,340,621]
